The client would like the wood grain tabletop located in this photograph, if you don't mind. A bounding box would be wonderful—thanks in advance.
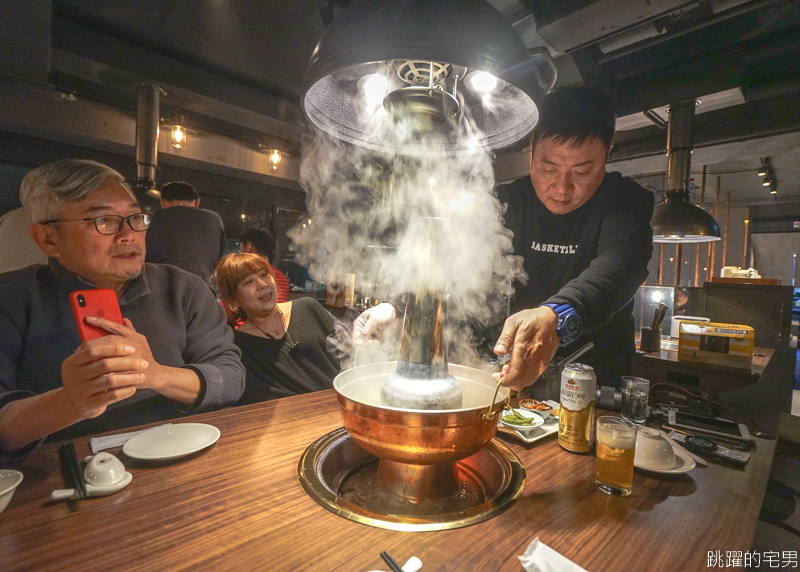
[0,390,777,572]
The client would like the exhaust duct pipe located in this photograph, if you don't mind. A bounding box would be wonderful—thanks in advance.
[134,83,166,195]
[381,217,462,410]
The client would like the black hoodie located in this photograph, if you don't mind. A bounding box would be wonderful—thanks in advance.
[499,171,654,385]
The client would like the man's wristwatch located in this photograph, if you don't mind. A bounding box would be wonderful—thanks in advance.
[541,303,583,346]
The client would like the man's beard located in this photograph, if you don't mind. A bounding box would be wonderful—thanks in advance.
[112,266,144,281]
[108,243,144,281]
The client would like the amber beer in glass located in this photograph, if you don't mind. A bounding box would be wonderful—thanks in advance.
[558,364,596,453]
[595,416,637,496]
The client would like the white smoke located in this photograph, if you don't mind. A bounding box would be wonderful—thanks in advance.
[290,94,527,368]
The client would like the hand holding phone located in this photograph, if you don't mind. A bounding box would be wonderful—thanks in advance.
[70,289,124,342]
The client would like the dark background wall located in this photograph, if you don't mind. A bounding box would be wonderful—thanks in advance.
[0,130,308,249]
[750,203,800,234]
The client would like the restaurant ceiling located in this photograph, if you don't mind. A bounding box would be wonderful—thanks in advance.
[53,0,325,101]
[3,1,799,205]
[49,1,799,123]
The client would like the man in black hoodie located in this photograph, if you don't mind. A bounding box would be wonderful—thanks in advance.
[495,87,654,390]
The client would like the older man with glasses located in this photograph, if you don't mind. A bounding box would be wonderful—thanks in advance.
[0,159,245,460]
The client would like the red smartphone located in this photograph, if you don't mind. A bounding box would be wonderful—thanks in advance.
[69,289,124,343]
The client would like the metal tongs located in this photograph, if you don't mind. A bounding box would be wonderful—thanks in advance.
[480,341,595,420]
[546,340,595,378]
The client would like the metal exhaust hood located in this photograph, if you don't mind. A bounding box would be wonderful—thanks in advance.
[302,0,554,153]
[651,100,721,243]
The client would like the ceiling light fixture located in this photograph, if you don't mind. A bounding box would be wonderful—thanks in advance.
[758,158,778,194]
[361,73,389,110]
[465,71,500,94]
[758,157,773,178]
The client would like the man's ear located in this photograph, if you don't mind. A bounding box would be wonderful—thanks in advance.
[241,242,254,254]
[160,199,168,209]
[193,198,201,208]
[28,223,60,258]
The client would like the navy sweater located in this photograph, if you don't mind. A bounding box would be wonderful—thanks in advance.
[0,260,245,459]
[500,172,654,384]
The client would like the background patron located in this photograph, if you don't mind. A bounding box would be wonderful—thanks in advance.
[238,226,290,302]
[214,253,338,404]
[145,181,226,281]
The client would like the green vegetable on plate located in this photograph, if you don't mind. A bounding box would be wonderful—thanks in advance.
[502,410,535,426]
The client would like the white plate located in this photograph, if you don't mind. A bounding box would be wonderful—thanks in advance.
[498,408,559,444]
[498,421,558,444]
[635,446,696,474]
[122,423,220,461]
[500,408,544,432]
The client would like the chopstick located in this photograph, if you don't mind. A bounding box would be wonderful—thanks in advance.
[59,443,87,499]
[380,551,404,572]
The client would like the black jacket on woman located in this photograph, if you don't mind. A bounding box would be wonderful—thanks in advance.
[233,297,339,404]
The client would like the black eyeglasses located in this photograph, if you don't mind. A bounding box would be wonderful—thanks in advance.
[42,213,151,235]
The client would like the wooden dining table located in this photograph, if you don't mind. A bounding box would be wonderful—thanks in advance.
[0,390,777,572]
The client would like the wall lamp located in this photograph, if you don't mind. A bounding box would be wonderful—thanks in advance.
[269,149,282,170]
[165,116,195,150]
[170,125,186,149]
[258,143,284,171]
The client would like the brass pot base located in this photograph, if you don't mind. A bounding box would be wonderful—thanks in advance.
[298,428,526,531]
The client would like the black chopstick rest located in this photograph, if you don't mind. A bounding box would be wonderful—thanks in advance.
[59,443,87,499]
[380,551,404,572]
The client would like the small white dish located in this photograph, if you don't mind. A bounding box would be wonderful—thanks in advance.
[500,408,544,433]
[498,422,558,444]
[0,470,23,513]
[635,447,696,474]
[51,471,133,501]
[634,427,676,470]
[519,399,553,419]
[51,452,133,501]
[84,452,127,487]
[635,427,696,474]
[122,423,220,461]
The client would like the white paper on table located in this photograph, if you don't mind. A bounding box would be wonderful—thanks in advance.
[365,556,422,572]
[89,424,172,454]
[519,537,589,572]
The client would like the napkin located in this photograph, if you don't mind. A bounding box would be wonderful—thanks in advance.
[519,537,589,572]
[89,424,172,454]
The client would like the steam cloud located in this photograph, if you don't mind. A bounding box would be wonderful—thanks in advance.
[289,93,527,368]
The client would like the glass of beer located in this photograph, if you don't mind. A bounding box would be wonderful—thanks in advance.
[595,416,637,497]
[621,376,650,424]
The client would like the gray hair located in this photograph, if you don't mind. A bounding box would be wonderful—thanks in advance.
[20,159,134,223]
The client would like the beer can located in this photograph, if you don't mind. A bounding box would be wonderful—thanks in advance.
[558,363,596,453]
